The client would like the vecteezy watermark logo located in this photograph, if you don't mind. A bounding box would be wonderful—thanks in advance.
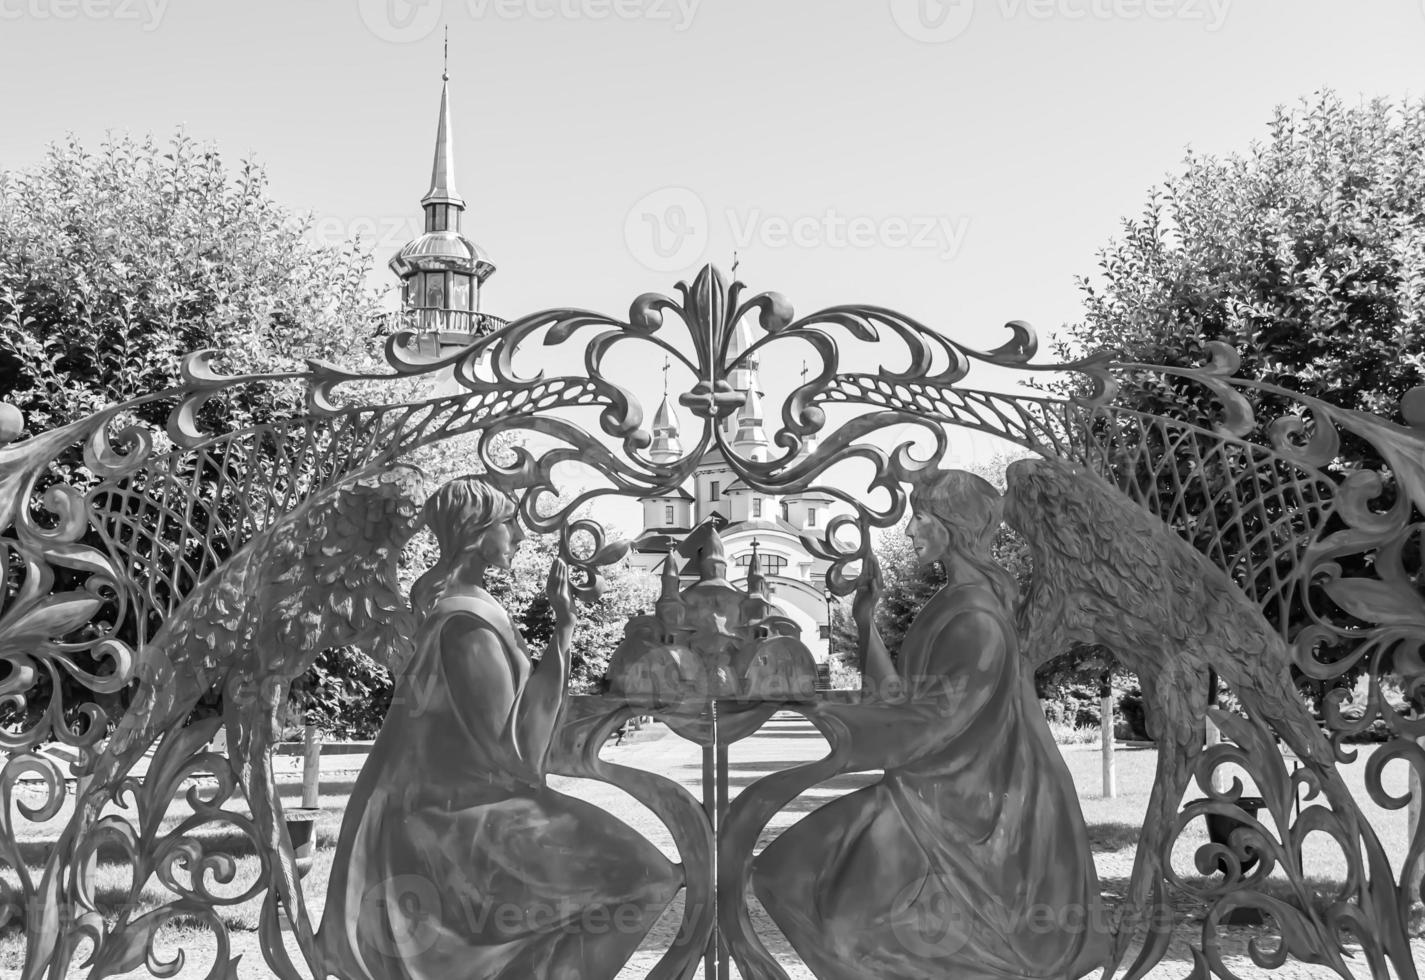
[890,0,1231,43]
[307,214,426,252]
[360,874,444,959]
[624,187,709,274]
[0,0,169,30]
[360,0,702,42]
[359,0,444,43]
[727,208,969,261]
[466,0,702,30]
[888,0,975,43]
[887,874,974,957]
[623,191,969,272]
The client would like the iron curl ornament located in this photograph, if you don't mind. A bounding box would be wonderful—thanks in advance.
[0,264,1419,979]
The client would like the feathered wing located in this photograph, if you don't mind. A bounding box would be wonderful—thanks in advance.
[1004,458,1382,980]
[84,465,423,808]
[75,465,424,977]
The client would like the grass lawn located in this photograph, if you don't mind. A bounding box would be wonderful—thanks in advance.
[1,728,1419,979]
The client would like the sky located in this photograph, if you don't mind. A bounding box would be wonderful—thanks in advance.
[2,0,1424,487]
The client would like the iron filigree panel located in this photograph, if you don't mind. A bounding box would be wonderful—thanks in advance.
[0,265,1421,979]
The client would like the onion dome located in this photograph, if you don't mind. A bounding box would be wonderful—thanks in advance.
[650,392,683,462]
[733,385,768,454]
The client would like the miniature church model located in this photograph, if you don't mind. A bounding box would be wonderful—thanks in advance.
[608,527,818,711]
[628,317,836,667]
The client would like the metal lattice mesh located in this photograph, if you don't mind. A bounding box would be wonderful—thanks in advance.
[822,376,1338,636]
[85,379,610,647]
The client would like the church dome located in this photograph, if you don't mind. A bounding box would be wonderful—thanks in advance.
[653,391,679,431]
[389,230,495,280]
[649,389,683,462]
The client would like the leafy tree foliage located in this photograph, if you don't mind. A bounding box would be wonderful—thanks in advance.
[0,131,389,736]
[1,131,385,435]
[1056,92,1425,708]
[1059,92,1425,436]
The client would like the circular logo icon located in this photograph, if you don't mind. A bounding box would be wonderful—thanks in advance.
[359,874,444,959]
[887,874,974,959]
[358,0,444,43]
[624,186,709,273]
[889,0,975,43]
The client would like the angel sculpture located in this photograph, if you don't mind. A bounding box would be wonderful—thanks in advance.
[1004,457,1396,976]
[317,475,681,980]
[65,466,425,977]
[752,468,1108,980]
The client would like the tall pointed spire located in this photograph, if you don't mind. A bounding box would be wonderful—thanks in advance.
[388,31,496,339]
[423,27,465,221]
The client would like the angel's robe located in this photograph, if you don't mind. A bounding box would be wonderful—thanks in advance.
[316,589,679,980]
[752,583,1109,980]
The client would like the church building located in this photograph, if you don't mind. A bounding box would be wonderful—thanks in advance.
[627,316,837,664]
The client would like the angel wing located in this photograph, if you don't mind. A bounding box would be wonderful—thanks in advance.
[78,464,423,976]
[1003,457,1381,979]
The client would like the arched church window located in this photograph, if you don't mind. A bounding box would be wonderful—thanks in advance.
[735,553,788,575]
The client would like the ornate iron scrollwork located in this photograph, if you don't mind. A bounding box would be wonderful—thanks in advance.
[1,264,1421,978]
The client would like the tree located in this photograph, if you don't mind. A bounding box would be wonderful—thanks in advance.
[1058,91,1425,434]
[0,131,386,436]
[1055,91,1425,707]
[0,131,390,736]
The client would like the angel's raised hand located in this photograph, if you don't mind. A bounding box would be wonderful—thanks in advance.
[546,558,576,627]
[852,552,884,628]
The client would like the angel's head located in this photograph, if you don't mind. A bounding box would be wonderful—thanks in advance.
[906,468,1003,567]
[420,476,523,586]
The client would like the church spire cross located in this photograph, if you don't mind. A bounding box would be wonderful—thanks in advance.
[423,38,464,216]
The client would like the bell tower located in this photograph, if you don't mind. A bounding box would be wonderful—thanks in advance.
[388,42,499,351]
